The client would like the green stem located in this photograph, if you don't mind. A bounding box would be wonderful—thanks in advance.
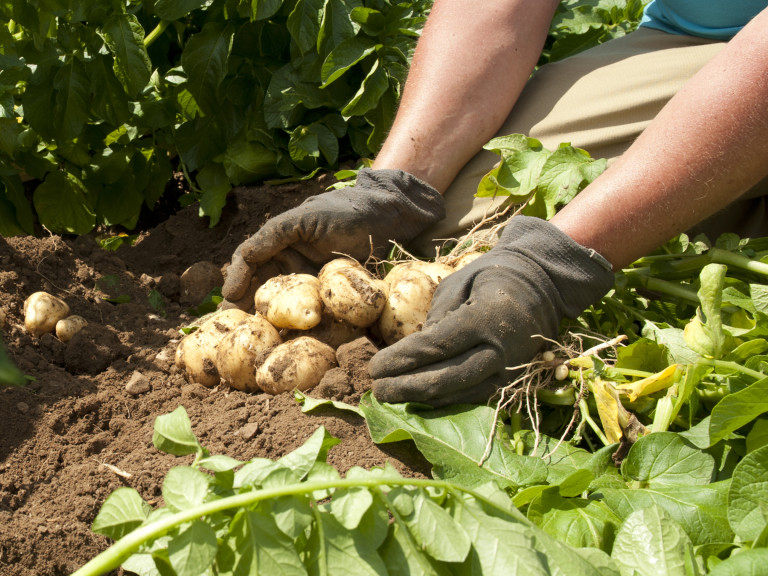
[578,399,610,447]
[144,20,169,47]
[698,358,766,381]
[709,247,768,278]
[623,270,701,304]
[71,477,521,576]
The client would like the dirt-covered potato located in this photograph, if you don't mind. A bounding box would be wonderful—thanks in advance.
[179,261,224,305]
[384,260,454,287]
[318,258,388,328]
[175,308,252,387]
[256,336,337,395]
[55,315,88,343]
[23,292,70,337]
[378,268,438,345]
[282,313,366,349]
[216,313,283,392]
[254,274,323,330]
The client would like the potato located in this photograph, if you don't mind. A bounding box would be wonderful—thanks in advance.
[318,258,388,328]
[176,308,252,387]
[384,260,454,286]
[253,274,323,330]
[216,313,283,392]
[179,261,224,305]
[55,315,88,342]
[282,313,366,349]
[378,268,438,345]
[256,336,336,395]
[24,292,70,337]
[450,251,483,270]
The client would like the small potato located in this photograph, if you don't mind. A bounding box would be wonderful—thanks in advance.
[318,259,388,328]
[216,313,283,392]
[24,292,70,337]
[180,261,224,305]
[176,308,252,387]
[378,269,438,345]
[384,260,454,287]
[55,315,88,342]
[254,274,323,330]
[256,336,336,395]
[450,251,483,270]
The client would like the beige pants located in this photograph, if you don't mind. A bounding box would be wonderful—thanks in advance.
[412,27,768,255]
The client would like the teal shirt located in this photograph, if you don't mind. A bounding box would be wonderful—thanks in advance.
[639,0,766,40]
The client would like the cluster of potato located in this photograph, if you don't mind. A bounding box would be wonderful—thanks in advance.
[23,291,87,342]
[175,254,480,395]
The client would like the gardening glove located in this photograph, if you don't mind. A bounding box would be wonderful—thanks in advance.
[370,216,615,407]
[222,168,445,308]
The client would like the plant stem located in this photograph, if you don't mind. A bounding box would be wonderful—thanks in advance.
[144,20,169,47]
[622,271,701,304]
[709,248,768,278]
[71,477,523,576]
[698,358,766,381]
[578,399,610,446]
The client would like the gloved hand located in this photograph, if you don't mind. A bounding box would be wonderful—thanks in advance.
[222,168,445,309]
[370,216,615,406]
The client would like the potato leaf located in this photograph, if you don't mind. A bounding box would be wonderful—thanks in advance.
[727,444,768,542]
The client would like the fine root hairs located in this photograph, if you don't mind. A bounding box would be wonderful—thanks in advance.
[478,332,627,467]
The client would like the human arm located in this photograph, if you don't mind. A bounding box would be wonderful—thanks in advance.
[551,6,768,268]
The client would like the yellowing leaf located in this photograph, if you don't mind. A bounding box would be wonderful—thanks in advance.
[616,364,682,402]
[569,356,594,370]
[593,379,623,444]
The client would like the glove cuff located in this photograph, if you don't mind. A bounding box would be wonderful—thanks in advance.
[496,216,615,318]
[355,168,446,241]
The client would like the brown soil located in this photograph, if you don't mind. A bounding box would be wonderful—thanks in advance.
[0,174,430,576]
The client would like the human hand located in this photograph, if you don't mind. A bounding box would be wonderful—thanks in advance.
[221,168,445,309]
[369,216,615,406]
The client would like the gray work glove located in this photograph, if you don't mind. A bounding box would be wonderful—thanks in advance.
[222,168,445,307]
[370,216,615,407]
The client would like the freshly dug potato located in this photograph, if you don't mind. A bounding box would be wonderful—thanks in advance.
[55,315,88,343]
[180,261,224,305]
[216,313,283,392]
[282,313,366,349]
[24,292,70,337]
[384,260,454,287]
[176,308,252,387]
[378,268,438,345]
[318,258,388,328]
[451,251,483,270]
[254,274,323,330]
[256,336,336,395]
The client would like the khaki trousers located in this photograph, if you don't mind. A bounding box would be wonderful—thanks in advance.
[412,27,768,255]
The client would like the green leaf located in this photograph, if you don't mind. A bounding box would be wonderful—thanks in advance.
[249,0,284,20]
[0,174,34,235]
[527,488,621,550]
[53,57,91,142]
[622,432,715,487]
[219,138,278,184]
[100,13,151,98]
[341,58,389,118]
[727,444,768,542]
[536,144,606,219]
[168,520,218,576]
[387,487,470,563]
[152,406,204,456]
[88,55,132,126]
[611,506,699,576]
[746,419,768,453]
[320,36,377,87]
[684,264,733,359]
[181,22,234,116]
[377,521,450,576]
[305,510,387,576]
[294,390,364,417]
[330,487,373,530]
[709,377,768,445]
[162,466,211,512]
[0,337,26,387]
[33,171,96,235]
[317,0,359,53]
[91,486,151,540]
[287,0,324,54]
[601,483,733,546]
[275,426,339,480]
[196,162,231,227]
[707,549,768,576]
[360,393,547,489]
[229,508,306,576]
[154,0,210,21]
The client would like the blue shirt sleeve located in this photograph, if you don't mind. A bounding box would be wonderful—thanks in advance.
[640,0,766,40]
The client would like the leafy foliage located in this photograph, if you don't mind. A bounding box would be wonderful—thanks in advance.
[0,0,428,234]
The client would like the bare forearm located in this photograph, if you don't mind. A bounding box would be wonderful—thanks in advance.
[373,0,560,192]
[552,8,768,269]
